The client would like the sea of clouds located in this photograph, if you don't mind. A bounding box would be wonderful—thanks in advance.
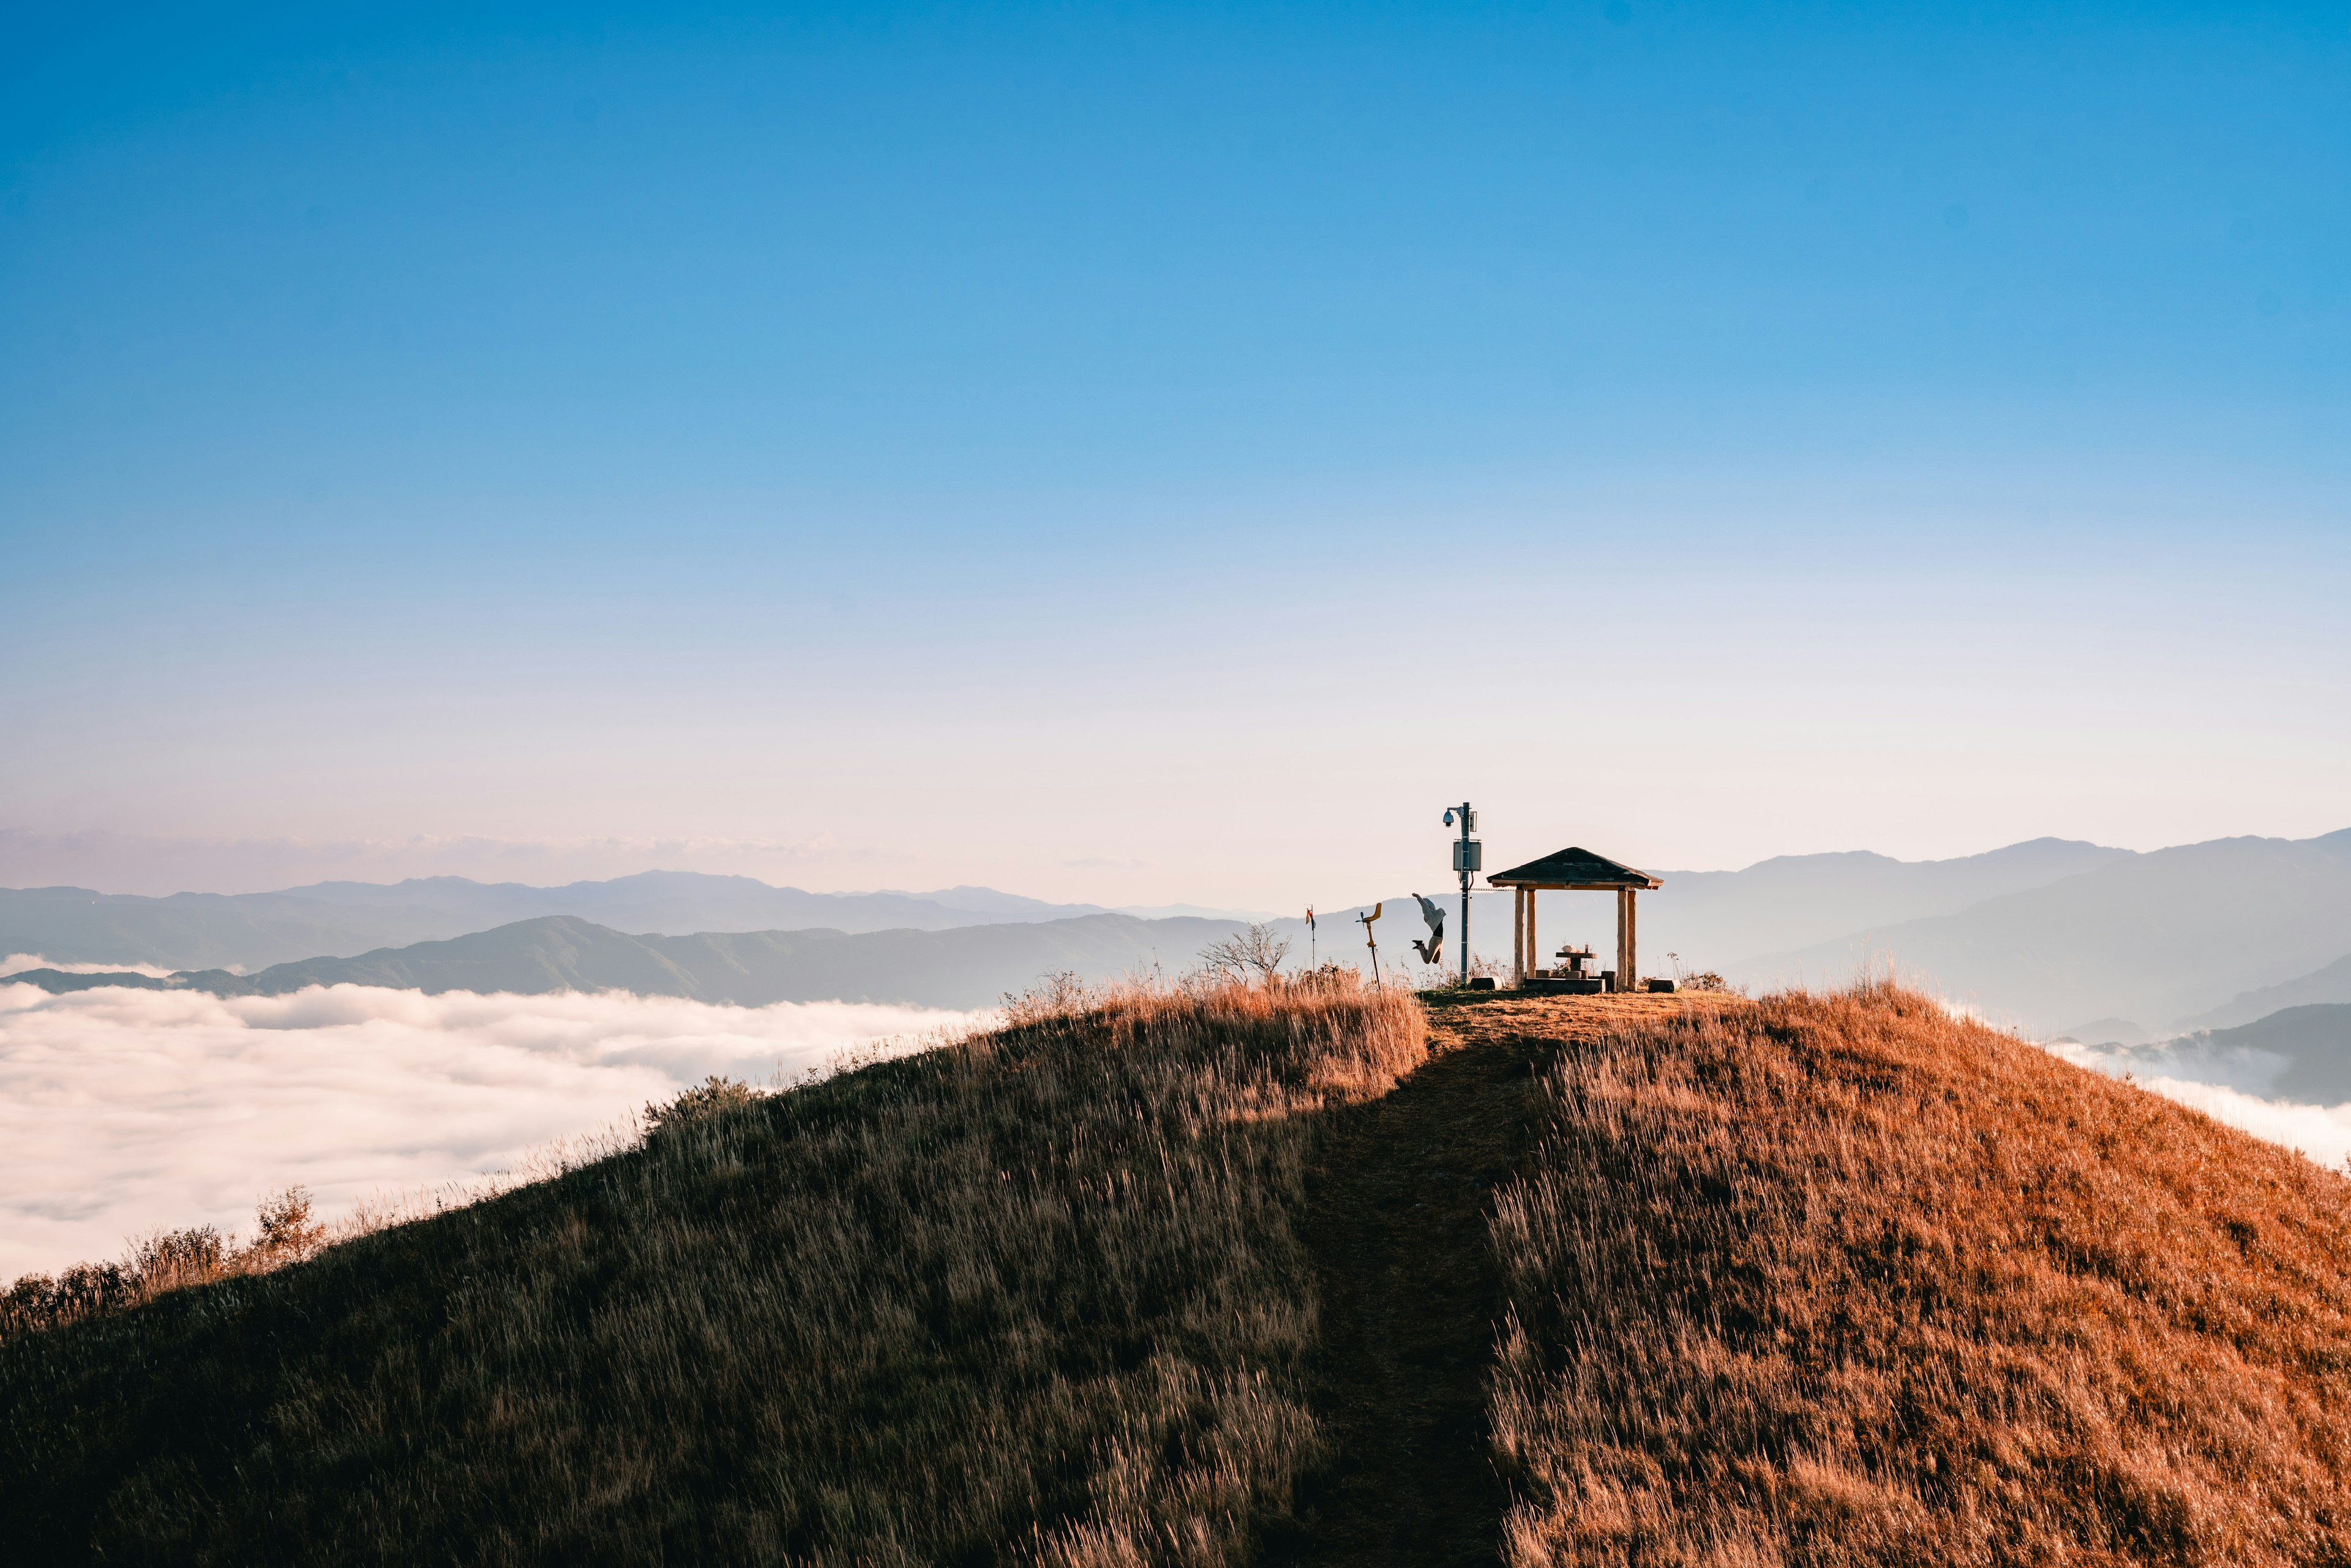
[2044,1037,2351,1169]
[0,980,984,1281]
[2,953,183,978]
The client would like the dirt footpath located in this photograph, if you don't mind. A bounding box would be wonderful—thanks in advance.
[1281,992,1722,1566]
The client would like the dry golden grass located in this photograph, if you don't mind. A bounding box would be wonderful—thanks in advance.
[1488,982,2351,1566]
[0,974,1422,1567]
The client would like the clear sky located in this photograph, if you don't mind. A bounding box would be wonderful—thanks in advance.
[4,1,2346,906]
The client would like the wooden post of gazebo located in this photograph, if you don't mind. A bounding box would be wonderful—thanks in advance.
[1507,885,1542,985]
[1617,887,1636,988]
[1486,846,1662,991]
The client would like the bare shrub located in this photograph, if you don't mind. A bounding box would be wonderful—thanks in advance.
[1000,967,1098,1027]
[1196,923,1293,985]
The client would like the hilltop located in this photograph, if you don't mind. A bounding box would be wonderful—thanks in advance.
[7,980,2350,1562]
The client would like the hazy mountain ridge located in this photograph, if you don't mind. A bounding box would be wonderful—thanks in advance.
[20,912,1257,1011]
[2183,1003,2351,1104]
[0,872,1255,973]
[1297,838,2128,976]
[11,830,2347,1032]
[2049,1003,2351,1114]
[1733,828,2351,1033]
[1641,836,2133,964]
[2179,951,2351,1033]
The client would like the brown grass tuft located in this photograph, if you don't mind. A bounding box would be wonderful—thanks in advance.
[1488,981,2351,1566]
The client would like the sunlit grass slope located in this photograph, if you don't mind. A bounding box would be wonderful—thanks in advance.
[0,977,1422,1566]
[1487,983,2351,1565]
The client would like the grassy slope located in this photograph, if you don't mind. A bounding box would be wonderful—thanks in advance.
[1484,985,2351,1565]
[10,983,2351,1565]
[0,980,1422,1566]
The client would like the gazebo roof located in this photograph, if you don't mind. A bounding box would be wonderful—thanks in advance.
[1487,846,1662,891]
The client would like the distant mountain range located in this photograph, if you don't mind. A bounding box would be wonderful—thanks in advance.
[0,872,1269,973]
[2177,953,2351,1033]
[1722,829,2351,1035]
[1644,838,2136,964]
[2173,1004,2351,1104]
[2053,1002,2351,1109]
[1315,836,2138,978]
[1308,831,2350,1036]
[7,829,2347,1036]
[7,912,1253,1011]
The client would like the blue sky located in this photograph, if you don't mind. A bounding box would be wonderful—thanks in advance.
[4,2,2345,903]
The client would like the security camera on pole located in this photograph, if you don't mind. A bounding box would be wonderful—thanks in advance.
[1443,803,1479,986]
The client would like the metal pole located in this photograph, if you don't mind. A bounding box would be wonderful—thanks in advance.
[1460,871,1469,986]
[1458,801,1473,986]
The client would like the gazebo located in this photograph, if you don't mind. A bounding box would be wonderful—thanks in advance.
[1487,846,1663,990]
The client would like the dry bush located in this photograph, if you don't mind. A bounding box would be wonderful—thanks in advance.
[3,1187,329,1339]
[247,1185,329,1266]
[1,973,1424,1566]
[642,1072,761,1138]
[1487,982,2351,1566]
[1271,961,1360,996]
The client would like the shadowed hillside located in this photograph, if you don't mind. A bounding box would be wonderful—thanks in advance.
[9,983,2351,1564]
[1,976,1422,1564]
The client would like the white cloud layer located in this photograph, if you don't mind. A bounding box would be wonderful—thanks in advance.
[0,981,984,1281]
[2047,1040,2351,1170]
[1,953,180,978]
[2129,1078,2351,1170]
